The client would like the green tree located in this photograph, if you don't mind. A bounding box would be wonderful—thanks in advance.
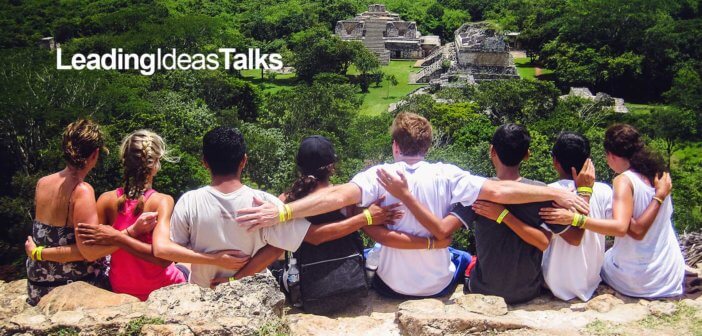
[648,107,697,167]
[353,44,380,93]
[385,74,398,98]
[289,27,357,83]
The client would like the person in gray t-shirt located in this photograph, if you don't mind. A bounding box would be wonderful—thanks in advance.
[153,127,401,288]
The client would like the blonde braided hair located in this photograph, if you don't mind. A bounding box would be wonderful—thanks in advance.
[117,130,178,215]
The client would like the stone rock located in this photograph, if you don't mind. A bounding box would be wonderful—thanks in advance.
[141,324,194,336]
[37,281,139,315]
[453,294,508,316]
[288,314,400,336]
[569,303,587,312]
[647,301,677,316]
[0,280,31,321]
[681,298,702,310]
[146,272,285,334]
[586,294,624,313]
[396,299,529,336]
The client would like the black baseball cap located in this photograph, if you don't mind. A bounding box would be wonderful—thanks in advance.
[296,135,337,174]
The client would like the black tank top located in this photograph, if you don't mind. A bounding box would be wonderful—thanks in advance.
[294,210,365,264]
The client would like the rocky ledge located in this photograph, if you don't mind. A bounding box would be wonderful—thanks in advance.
[1,270,701,336]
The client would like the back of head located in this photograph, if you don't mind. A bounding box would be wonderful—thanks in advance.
[285,135,337,203]
[391,112,433,157]
[552,132,590,175]
[62,119,106,169]
[491,123,530,167]
[118,129,175,214]
[604,123,665,182]
[202,126,246,176]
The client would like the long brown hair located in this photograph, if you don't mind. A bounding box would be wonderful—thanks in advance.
[283,163,335,203]
[117,130,177,215]
[604,124,666,183]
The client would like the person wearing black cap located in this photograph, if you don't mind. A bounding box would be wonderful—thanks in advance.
[277,136,452,312]
[160,128,403,290]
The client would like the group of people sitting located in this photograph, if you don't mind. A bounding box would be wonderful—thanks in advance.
[24,112,685,309]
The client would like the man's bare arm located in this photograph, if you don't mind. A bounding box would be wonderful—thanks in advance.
[152,198,250,269]
[363,226,452,249]
[478,180,589,214]
[236,183,362,230]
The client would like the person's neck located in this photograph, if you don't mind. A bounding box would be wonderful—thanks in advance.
[62,166,88,181]
[557,170,571,181]
[395,154,424,165]
[495,165,521,181]
[210,174,244,194]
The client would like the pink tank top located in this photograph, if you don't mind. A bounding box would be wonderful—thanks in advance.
[109,188,185,301]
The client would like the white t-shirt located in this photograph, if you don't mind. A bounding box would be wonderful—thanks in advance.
[170,185,311,287]
[542,180,612,301]
[351,161,486,296]
[602,170,685,298]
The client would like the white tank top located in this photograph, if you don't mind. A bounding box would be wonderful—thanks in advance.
[602,170,685,298]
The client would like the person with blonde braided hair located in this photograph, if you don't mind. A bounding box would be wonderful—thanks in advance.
[27,129,249,301]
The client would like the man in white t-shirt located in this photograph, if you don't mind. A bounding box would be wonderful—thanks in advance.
[153,127,398,288]
[235,113,590,297]
[541,132,613,301]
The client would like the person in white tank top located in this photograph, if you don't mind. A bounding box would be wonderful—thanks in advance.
[540,124,684,298]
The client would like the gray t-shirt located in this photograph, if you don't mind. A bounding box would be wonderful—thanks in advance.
[170,185,311,287]
[450,178,564,304]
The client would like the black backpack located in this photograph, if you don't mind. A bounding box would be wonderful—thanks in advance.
[282,210,369,315]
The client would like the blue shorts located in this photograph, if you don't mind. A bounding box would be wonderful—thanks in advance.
[364,247,472,299]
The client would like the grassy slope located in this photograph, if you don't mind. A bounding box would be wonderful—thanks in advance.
[240,60,425,115]
[514,57,554,80]
[347,60,426,115]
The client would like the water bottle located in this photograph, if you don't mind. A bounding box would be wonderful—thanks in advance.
[287,258,302,307]
[365,243,381,283]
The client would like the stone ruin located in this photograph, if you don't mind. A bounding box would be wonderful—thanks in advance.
[411,22,519,85]
[335,4,440,65]
[560,87,629,113]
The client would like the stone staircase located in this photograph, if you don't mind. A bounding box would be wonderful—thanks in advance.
[414,46,443,67]
[409,60,443,83]
[362,19,390,65]
[409,44,456,83]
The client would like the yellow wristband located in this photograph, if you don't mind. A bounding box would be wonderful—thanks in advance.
[278,206,286,223]
[363,209,373,225]
[229,277,237,282]
[653,196,664,205]
[30,247,38,261]
[496,209,509,224]
[577,187,593,194]
[571,213,580,227]
[36,246,44,261]
[426,237,431,249]
[284,204,293,221]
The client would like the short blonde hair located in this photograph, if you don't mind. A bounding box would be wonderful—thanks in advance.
[390,112,433,156]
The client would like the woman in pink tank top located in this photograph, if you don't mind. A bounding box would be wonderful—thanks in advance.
[76,130,186,300]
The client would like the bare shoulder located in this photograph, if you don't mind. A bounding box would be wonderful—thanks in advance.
[73,181,95,198]
[148,192,174,210]
[612,174,633,193]
[97,190,118,207]
[35,173,58,190]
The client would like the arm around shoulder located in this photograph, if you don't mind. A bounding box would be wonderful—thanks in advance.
[74,183,117,261]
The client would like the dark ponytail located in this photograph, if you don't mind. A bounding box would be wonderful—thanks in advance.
[604,124,666,183]
[284,163,335,203]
